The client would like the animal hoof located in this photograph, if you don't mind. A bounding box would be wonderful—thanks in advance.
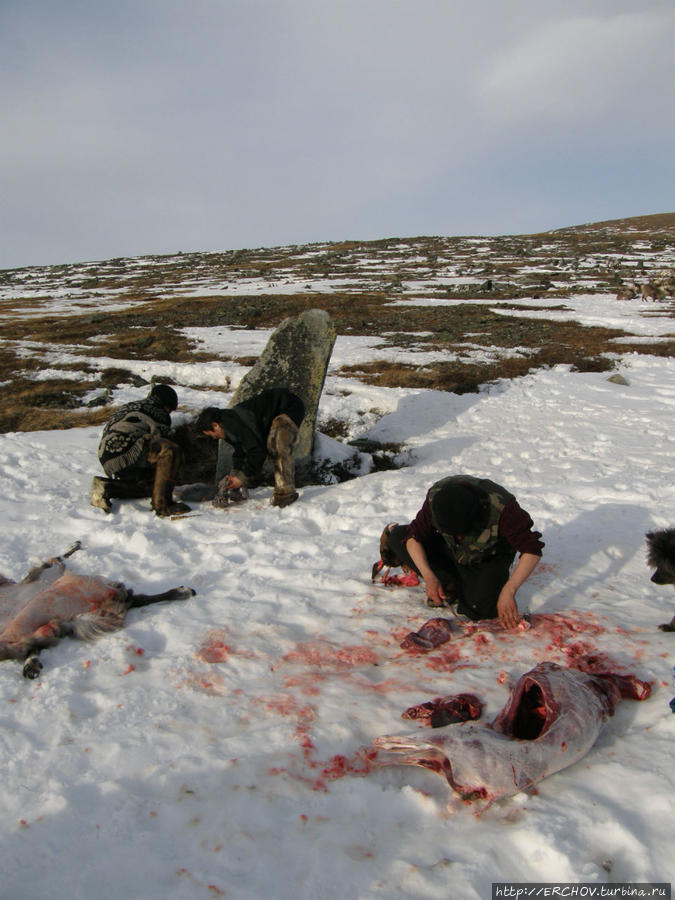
[22,657,43,679]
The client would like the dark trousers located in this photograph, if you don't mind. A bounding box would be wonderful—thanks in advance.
[386,525,515,620]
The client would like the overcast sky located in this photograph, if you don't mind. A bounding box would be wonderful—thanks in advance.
[2,0,673,269]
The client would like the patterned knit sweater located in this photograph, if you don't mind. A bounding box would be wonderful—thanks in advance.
[98,398,171,476]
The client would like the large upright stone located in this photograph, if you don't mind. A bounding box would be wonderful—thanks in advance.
[216,308,336,480]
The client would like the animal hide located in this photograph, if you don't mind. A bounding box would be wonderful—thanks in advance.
[0,546,194,677]
[373,661,651,807]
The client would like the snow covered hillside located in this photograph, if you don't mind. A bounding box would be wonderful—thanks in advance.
[0,225,673,899]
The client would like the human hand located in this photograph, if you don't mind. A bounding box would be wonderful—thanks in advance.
[497,586,520,629]
[424,574,448,607]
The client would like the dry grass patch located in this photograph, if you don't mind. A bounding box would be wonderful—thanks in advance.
[340,348,618,394]
[1,213,672,434]
[8,406,113,433]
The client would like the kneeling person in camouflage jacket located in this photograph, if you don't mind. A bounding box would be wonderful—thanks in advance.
[381,475,544,628]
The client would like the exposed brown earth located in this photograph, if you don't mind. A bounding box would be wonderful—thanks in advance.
[0,213,672,434]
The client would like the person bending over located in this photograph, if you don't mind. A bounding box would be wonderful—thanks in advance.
[91,384,189,518]
[381,475,543,628]
[196,387,305,508]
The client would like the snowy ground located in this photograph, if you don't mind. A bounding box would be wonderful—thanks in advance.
[0,295,674,899]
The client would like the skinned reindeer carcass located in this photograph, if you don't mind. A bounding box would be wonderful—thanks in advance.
[0,542,195,678]
[373,661,651,808]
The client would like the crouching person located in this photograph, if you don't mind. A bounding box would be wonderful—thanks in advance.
[90,384,190,517]
[381,475,544,628]
[197,388,305,508]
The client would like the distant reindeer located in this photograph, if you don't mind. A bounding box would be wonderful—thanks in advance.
[615,283,638,301]
[0,542,194,678]
[640,281,665,302]
[658,271,675,298]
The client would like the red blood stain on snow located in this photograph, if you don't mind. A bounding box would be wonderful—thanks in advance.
[364,628,400,649]
[282,639,379,670]
[269,746,381,792]
[310,747,380,791]
[250,608,650,794]
[463,618,530,637]
[563,640,598,661]
[472,633,493,647]
[423,647,466,673]
[390,625,417,644]
[530,611,605,645]
[119,664,136,676]
[125,644,145,656]
[253,693,316,730]
[197,628,231,663]
[284,671,325,695]
[346,673,419,694]
[182,669,227,696]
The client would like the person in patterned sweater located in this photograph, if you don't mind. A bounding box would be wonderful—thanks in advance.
[90,384,189,517]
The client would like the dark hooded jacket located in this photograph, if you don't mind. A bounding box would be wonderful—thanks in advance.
[215,388,305,480]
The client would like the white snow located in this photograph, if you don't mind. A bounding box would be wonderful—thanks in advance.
[0,289,673,899]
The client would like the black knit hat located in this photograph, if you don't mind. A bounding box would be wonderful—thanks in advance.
[149,383,178,412]
[430,482,487,535]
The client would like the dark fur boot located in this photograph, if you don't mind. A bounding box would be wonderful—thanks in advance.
[149,438,190,517]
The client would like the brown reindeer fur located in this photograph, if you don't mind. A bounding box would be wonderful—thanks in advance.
[0,546,194,678]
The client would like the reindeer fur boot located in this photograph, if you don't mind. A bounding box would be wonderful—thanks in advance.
[149,438,190,517]
[90,476,113,513]
[268,414,299,508]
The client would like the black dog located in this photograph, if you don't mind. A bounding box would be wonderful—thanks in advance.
[646,528,675,631]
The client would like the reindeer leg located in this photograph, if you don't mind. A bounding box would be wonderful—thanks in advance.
[22,560,65,584]
[0,640,43,679]
[61,541,82,559]
[21,541,82,584]
[22,655,43,679]
[0,621,76,679]
[125,586,195,609]
[24,621,77,678]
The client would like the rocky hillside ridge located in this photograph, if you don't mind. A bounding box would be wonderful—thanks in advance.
[0,213,672,434]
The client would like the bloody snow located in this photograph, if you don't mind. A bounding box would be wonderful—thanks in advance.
[0,283,673,898]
